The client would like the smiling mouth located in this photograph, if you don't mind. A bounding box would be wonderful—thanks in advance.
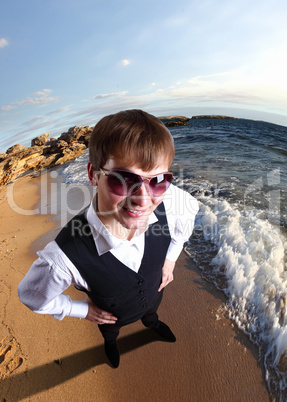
[123,207,146,217]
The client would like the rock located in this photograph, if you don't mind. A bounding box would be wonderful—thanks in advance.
[38,153,62,169]
[159,116,190,127]
[77,126,93,146]
[43,139,69,155]
[54,142,86,165]
[54,149,84,166]
[0,146,44,185]
[31,132,49,146]
[59,126,93,145]
[0,152,7,162]
[0,125,92,186]
[165,119,189,127]
[22,153,46,171]
[68,142,86,152]
[191,115,238,120]
[6,144,26,155]
[59,126,82,144]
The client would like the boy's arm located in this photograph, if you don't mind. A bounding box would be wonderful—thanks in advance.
[166,185,199,259]
[18,243,118,324]
[158,259,175,292]
[18,246,89,321]
[158,186,199,291]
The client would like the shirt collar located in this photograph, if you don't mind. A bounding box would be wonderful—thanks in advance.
[86,196,158,256]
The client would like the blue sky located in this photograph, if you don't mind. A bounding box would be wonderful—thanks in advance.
[1,0,287,151]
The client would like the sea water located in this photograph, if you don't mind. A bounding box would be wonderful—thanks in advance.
[61,117,287,400]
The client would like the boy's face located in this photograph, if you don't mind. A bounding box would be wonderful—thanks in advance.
[88,157,170,238]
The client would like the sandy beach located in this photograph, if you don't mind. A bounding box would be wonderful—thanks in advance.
[0,172,270,401]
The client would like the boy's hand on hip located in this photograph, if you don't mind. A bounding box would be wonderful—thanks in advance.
[158,259,175,292]
[85,301,118,324]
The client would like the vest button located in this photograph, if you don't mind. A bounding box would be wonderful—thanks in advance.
[141,304,147,309]
[138,279,144,285]
[139,289,144,294]
[141,297,146,301]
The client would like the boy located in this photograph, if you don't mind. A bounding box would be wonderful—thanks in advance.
[18,109,199,368]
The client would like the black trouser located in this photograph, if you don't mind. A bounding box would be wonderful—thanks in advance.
[98,292,163,342]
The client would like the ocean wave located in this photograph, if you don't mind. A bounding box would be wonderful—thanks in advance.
[62,150,89,184]
[268,145,287,156]
[186,195,287,398]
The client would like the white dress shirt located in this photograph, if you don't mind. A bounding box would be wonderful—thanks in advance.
[18,184,199,321]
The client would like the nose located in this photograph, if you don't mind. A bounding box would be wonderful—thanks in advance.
[130,180,151,207]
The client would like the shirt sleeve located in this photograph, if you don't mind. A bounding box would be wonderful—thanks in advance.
[18,241,89,321]
[164,184,199,261]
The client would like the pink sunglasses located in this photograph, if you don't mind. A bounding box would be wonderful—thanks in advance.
[100,168,173,196]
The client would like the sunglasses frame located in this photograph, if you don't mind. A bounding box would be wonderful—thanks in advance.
[99,168,173,197]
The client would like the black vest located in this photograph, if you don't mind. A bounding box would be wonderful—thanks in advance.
[55,202,171,326]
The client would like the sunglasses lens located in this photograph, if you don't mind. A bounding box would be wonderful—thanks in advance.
[149,173,173,196]
[107,170,141,195]
[107,170,173,196]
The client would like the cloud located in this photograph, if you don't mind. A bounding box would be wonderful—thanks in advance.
[1,105,16,111]
[0,120,12,125]
[90,91,127,101]
[188,71,233,85]
[45,105,71,116]
[33,89,52,96]
[1,89,58,112]
[119,59,130,66]
[18,96,57,106]
[22,115,46,127]
[150,81,263,107]
[0,38,8,48]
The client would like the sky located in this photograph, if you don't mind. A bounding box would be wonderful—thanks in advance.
[1,0,287,151]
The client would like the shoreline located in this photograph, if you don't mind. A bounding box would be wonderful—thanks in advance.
[0,173,270,400]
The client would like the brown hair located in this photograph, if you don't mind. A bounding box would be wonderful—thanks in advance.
[89,109,175,171]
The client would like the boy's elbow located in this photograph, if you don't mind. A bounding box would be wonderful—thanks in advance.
[18,280,25,303]
[18,280,38,311]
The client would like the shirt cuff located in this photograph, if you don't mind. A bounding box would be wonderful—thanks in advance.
[166,241,184,262]
[68,300,89,319]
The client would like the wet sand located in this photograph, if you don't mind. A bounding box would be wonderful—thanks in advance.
[0,172,270,401]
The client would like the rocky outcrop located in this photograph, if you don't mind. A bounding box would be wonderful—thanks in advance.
[191,115,238,120]
[58,125,91,145]
[0,125,93,186]
[6,144,26,154]
[0,152,7,162]
[31,132,49,146]
[159,116,190,127]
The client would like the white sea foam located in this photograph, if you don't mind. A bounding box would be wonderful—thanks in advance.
[186,193,287,396]
[62,150,90,185]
